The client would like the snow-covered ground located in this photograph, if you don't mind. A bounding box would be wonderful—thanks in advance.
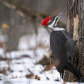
[0,27,82,84]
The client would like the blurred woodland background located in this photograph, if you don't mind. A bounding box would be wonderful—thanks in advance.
[0,0,68,84]
[0,0,67,52]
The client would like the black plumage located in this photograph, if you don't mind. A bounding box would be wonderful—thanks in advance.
[50,31,67,74]
[50,30,84,81]
[40,11,84,81]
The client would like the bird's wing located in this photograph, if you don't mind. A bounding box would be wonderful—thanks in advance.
[62,30,75,59]
[50,31,67,73]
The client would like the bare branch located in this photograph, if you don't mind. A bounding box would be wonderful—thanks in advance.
[0,0,47,21]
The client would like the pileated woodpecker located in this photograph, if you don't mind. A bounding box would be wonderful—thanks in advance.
[40,11,84,81]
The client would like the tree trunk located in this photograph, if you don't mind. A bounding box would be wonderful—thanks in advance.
[64,0,84,82]
[0,1,40,52]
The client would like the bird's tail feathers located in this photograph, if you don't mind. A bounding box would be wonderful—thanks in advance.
[65,62,84,82]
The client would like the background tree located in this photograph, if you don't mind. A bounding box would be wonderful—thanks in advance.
[0,0,67,52]
[64,0,84,82]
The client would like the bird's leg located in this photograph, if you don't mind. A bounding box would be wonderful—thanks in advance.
[74,29,84,45]
[74,36,84,45]
[60,73,64,79]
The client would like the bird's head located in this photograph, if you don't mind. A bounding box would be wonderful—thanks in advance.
[40,11,65,31]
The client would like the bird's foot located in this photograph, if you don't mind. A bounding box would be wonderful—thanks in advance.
[55,77,60,81]
[79,36,84,40]
[55,79,60,81]
[74,36,84,45]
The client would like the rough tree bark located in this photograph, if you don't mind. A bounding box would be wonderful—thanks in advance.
[64,0,84,82]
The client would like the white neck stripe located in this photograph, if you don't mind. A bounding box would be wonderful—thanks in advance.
[49,27,65,31]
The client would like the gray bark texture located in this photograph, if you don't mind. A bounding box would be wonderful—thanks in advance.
[64,0,84,82]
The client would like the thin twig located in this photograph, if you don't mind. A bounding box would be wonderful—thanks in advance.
[40,67,49,80]
[50,57,54,80]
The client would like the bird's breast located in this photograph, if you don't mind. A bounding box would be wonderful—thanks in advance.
[50,31,67,73]
[50,31,67,55]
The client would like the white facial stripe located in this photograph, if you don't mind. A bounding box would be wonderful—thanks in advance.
[53,17,57,25]
[48,23,54,28]
[48,16,57,28]
[53,27,65,31]
[47,16,65,31]
[48,18,56,28]
[49,27,65,31]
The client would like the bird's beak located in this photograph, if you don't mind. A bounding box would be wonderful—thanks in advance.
[58,11,65,18]
[56,11,65,20]
[53,11,65,27]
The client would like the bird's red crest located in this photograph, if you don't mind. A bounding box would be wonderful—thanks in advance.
[40,16,50,26]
